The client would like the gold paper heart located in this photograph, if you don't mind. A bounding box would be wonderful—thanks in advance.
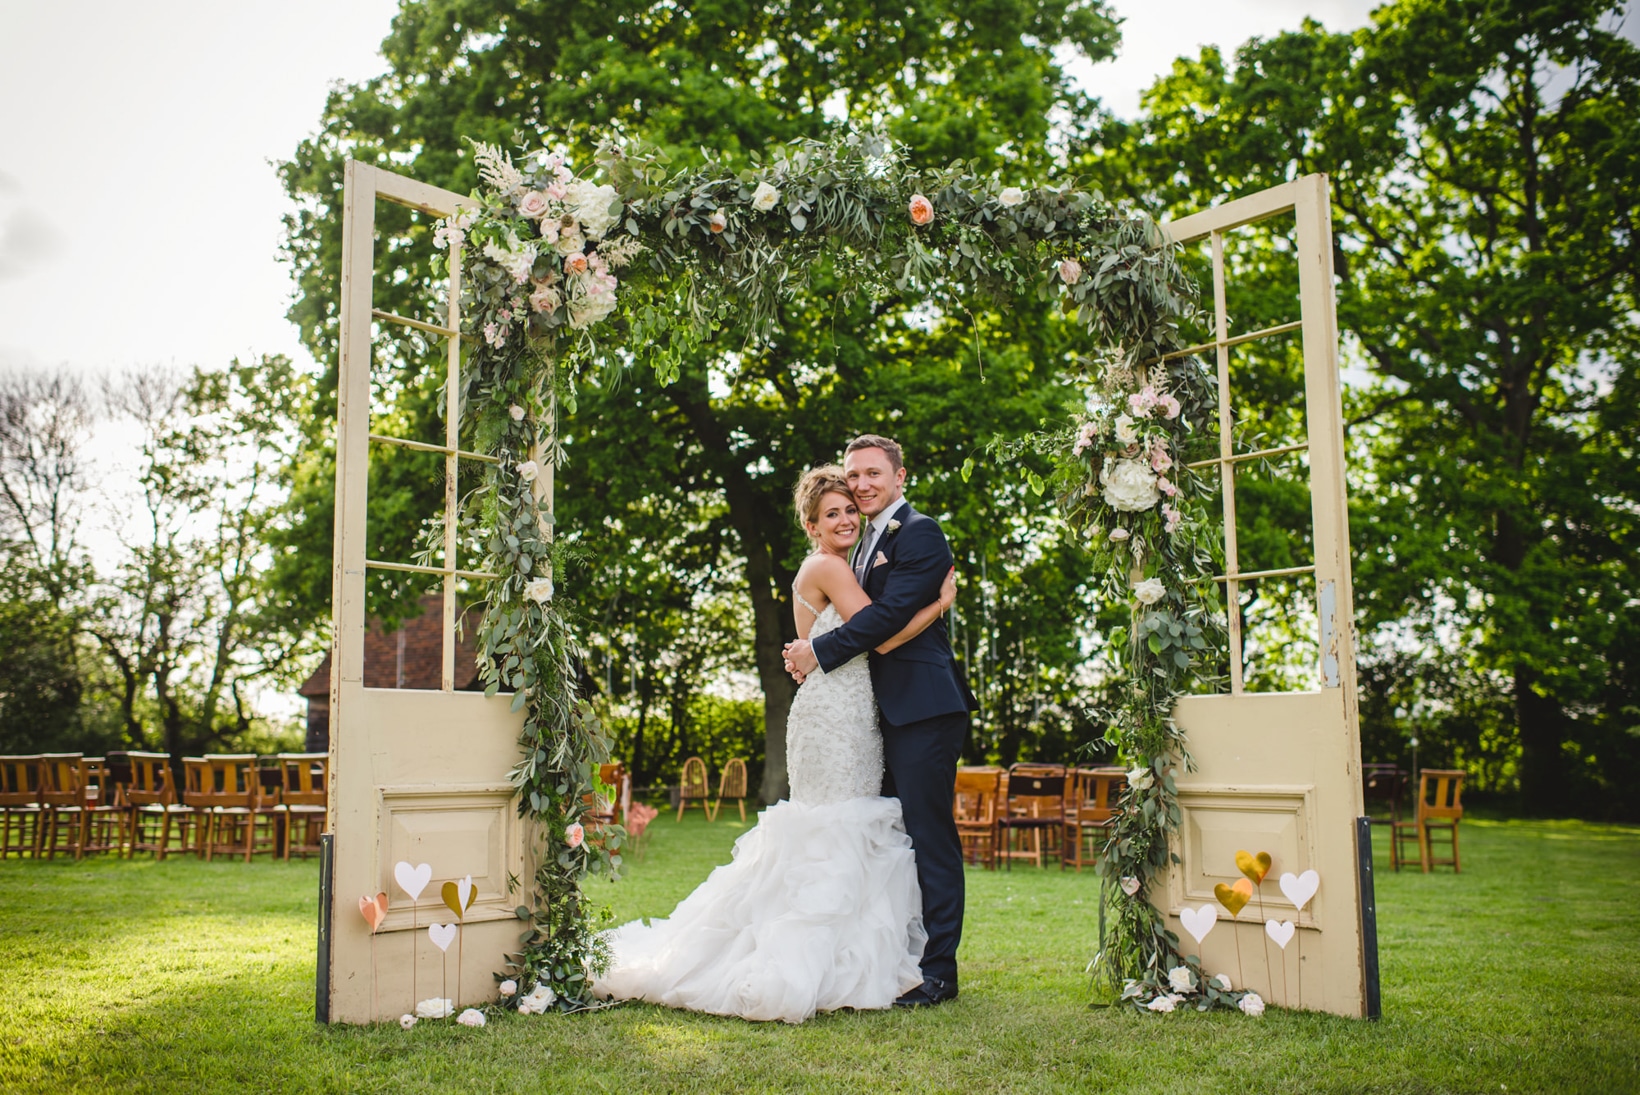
[441,880,465,920]
[1214,878,1254,917]
[1236,850,1273,885]
[359,892,388,932]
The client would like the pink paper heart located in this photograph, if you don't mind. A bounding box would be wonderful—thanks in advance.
[359,892,388,932]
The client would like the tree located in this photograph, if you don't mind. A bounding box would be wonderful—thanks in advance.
[1102,0,1640,813]
[279,0,1124,800]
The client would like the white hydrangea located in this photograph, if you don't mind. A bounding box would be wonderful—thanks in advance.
[565,179,620,240]
[1101,458,1161,512]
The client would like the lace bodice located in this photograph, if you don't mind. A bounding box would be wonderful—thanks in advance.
[787,592,881,806]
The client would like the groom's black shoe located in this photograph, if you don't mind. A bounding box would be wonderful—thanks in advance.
[894,977,958,1008]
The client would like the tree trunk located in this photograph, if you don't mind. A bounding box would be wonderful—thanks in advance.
[1514,663,1564,815]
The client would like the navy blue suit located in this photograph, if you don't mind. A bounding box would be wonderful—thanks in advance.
[811,501,977,986]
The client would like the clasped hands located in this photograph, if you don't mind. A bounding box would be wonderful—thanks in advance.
[782,639,818,684]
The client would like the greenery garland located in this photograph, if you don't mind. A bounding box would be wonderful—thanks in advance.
[433,128,1236,1010]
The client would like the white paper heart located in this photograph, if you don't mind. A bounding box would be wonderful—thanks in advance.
[1265,918,1296,949]
[428,922,458,952]
[1179,904,1218,944]
[1279,869,1320,911]
[457,874,475,911]
[394,861,432,901]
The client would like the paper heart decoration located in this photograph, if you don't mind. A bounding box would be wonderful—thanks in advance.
[1179,903,1218,944]
[1214,878,1254,917]
[1280,869,1320,911]
[1120,876,1142,897]
[442,875,477,919]
[1265,919,1296,949]
[358,892,388,932]
[428,922,458,953]
[1236,850,1273,885]
[394,861,432,901]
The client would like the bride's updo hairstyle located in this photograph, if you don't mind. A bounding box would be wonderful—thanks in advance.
[794,465,852,542]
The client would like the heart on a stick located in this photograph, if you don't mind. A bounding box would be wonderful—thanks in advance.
[428,922,458,953]
[1179,904,1218,944]
[394,861,432,901]
[1265,919,1296,949]
[358,892,388,932]
[1235,850,1273,885]
[442,875,477,919]
[1214,878,1254,917]
[1280,869,1320,911]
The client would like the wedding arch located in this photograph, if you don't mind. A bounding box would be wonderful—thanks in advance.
[319,130,1374,1024]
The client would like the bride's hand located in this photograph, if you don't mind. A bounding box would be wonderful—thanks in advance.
[939,566,957,612]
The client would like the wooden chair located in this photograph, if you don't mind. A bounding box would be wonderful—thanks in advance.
[184,755,277,861]
[76,758,126,856]
[676,756,711,821]
[275,753,327,861]
[38,753,87,859]
[1392,768,1466,872]
[1362,763,1406,826]
[998,764,1066,869]
[1063,767,1127,872]
[0,754,44,857]
[953,768,1002,869]
[124,752,194,859]
[713,758,750,823]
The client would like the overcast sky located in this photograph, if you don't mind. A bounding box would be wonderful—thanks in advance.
[0,0,1634,382]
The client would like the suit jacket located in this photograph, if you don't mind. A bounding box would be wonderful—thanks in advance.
[811,501,978,727]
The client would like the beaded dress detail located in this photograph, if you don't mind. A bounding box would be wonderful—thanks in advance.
[592,589,925,1023]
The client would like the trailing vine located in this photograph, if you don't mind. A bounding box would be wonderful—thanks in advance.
[432,127,1226,1008]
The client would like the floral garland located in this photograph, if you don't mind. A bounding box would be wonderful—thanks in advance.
[430,128,1240,1011]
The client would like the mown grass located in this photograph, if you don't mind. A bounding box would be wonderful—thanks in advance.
[2,816,1636,1094]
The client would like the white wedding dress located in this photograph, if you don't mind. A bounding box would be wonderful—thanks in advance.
[591,595,926,1023]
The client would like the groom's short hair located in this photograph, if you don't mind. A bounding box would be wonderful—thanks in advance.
[844,434,904,472]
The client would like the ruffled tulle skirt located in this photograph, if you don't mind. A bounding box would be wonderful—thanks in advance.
[592,796,926,1024]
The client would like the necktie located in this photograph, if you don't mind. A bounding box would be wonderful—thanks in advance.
[855,524,875,583]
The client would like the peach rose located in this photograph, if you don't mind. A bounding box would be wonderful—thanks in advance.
[908,193,934,226]
[564,252,590,276]
[708,211,727,233]
[565,822,585,849]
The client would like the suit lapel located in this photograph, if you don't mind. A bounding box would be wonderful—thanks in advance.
[868,501,912,595]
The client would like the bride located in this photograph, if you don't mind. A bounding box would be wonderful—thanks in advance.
[591,465,956,1023]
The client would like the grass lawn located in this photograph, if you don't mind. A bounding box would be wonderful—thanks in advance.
[2,815,1636,1094]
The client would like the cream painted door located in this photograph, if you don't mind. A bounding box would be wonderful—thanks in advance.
[323,162,542,1024]
[1159,175,1376,1018]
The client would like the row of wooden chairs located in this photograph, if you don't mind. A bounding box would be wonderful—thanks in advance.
[953,764,1129,871]
[676,757,750,822]
[0,752,327,862]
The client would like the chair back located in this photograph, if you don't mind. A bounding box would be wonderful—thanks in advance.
[590,762,628,825]
[1416,769,1465,822]
[77,758,115,808]
[1005,765,1065,817]
[1362,763,1405,819]
[125,752,177,808]
[679,757,710,800]
[184,755,258,809]
[717,758,748,799]
[277,753,328,807]
[1070,767,1127,825]
[953,769,1001,824]
[0,755,43,806]
[38,753,86,808]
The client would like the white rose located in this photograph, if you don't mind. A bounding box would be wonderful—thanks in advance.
[415,997,453,1019]
[525,577,554,604]
[1100,458,1161,512]
[1133,577,1165,605]
[1167,966,1195,994]
[508,404,526,422]
[516,460,540,483]
[751,181,781,212]
[1239,992,1266,1017]
[399,1014,417,1030]
[1146,995,1177,1013]
[1114,413,1140,446]
[564,180,621,240]
[499,980,518,997]
[456,1008,486,1027]
[1108,527,1130,542]
[1213,974,1233,991]
[555,227,587,257]
[1127,764,1155,791]
[998,186,1025,206]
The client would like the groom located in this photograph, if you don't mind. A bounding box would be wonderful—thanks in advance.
[783,434,977,1008]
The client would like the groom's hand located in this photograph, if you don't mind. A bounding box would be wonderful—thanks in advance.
[783,639,818,681]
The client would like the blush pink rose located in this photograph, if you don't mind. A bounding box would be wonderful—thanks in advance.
[565,822,585,849]
[908,193,934,226]
[1160,393,1182,419]
[517,191,549,219]
[1059,258,1082,285]
[1150,442,1173,473]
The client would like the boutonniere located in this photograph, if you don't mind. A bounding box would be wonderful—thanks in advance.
[886,519,902,534]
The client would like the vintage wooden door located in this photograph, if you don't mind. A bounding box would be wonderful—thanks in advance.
[1159,175,1377,1018]
[322,162,542,1024]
